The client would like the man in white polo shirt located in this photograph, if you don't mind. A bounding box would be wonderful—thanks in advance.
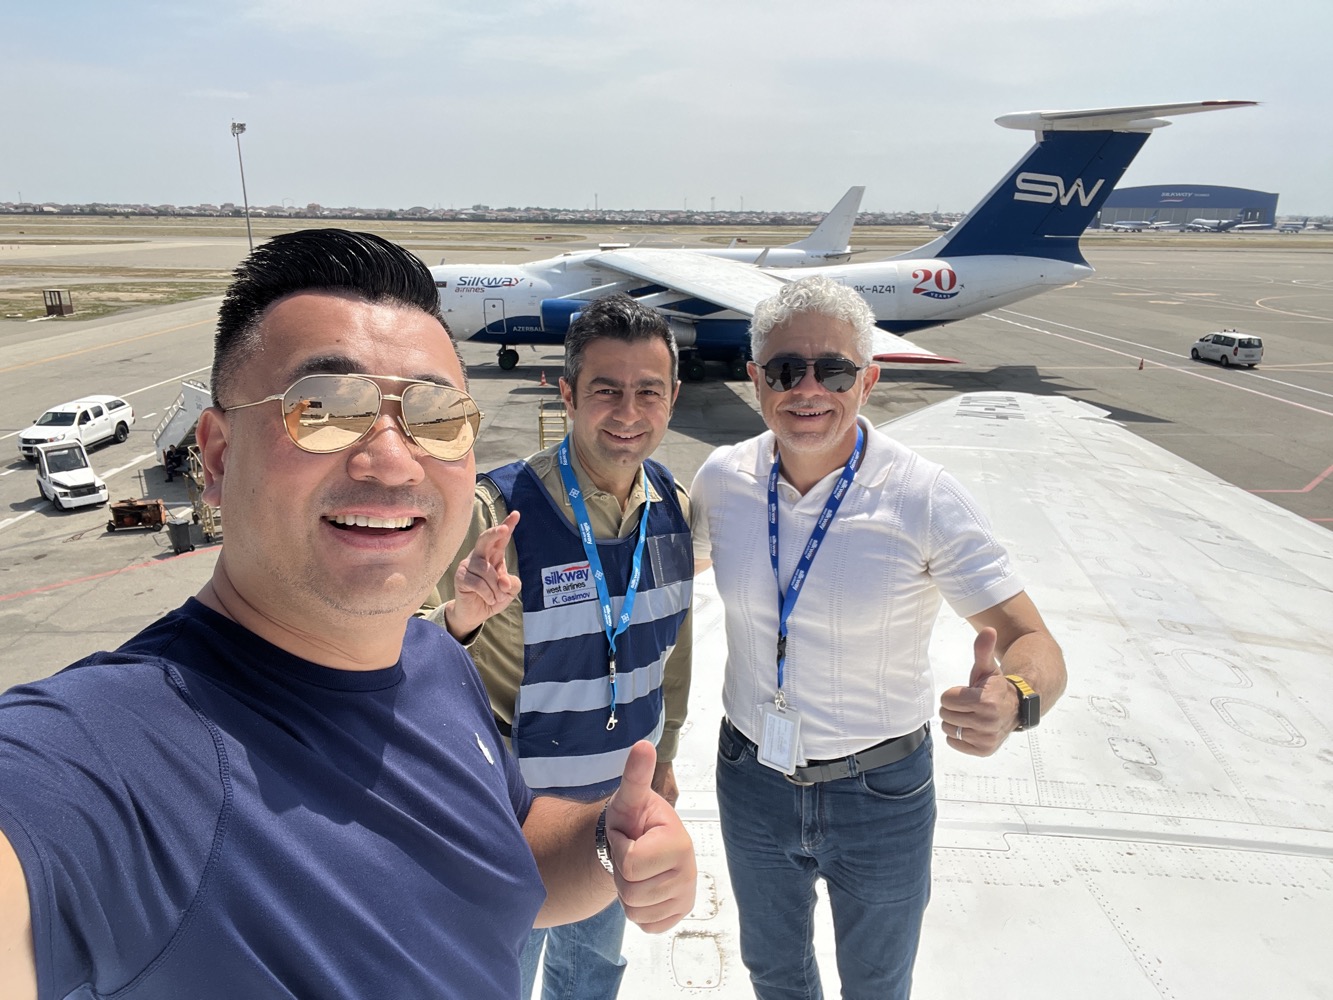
[690,275,1066,1000]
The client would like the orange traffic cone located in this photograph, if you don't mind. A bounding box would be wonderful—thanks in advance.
[1138,358,1144,370]
[539,370,548,386]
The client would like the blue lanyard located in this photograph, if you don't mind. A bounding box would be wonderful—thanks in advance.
[767,424,864,697]
[557,436,652,731]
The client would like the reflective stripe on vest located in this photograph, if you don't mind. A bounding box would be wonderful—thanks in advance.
[486,458,691,799]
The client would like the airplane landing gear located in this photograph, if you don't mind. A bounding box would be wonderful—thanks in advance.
[682,355,707,382]
[727,357,750,381]
[497,347,520,370]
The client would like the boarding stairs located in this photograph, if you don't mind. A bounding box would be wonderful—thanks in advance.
[152,379,211,464]
[538,399,567,449]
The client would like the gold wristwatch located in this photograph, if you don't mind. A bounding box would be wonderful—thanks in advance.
[1005,675,1040,730]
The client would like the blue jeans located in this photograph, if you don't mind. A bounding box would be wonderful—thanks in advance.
[520,898,627,1000]
[716,720,935,1000]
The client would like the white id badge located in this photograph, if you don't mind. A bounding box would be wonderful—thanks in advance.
[757,703,803,775]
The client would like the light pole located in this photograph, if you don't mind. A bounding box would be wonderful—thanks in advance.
[230,121,254,251]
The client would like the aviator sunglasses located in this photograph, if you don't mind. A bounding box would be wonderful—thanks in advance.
[225,373,484,461]
[758,356,866,393]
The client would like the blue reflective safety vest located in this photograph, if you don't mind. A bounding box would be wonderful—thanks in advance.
[486,458,692,800]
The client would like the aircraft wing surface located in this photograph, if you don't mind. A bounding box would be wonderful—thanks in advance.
[592,247,788,314]
[592,248,947,364]
[619,392,1331,997]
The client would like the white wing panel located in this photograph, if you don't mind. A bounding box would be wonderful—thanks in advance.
[616,391,1331,997]
[592,248,788,315]
[594,248,944,362]
[901,392,1332,994]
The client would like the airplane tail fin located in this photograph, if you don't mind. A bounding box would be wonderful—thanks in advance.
[907,101,1256,265]
[787,185,865,254]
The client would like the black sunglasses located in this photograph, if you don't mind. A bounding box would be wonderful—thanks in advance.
[757,356,865,393]
[225,373,484,461]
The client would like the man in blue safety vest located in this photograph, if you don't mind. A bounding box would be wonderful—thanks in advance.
[427,293,693,1000]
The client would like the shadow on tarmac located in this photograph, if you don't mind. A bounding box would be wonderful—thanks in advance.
[878,364,1171,426]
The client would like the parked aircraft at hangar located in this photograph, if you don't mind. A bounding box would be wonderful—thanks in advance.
[1103,211,1159,232]
[432,100,1256,379]
[1186,216,1244,232]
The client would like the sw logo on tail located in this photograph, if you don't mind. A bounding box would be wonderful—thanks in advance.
[1014,172,1106,207]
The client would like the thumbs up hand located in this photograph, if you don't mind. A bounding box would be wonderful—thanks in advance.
[604,741,697,933]
[967,627,1002,689]
[938,627,1018,757]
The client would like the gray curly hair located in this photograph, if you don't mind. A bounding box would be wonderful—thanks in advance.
[749,275,876,363]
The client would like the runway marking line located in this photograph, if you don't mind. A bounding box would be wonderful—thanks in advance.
[0,318,211,375]
[0,547,210,604]
[1248,464,1333,495]
[1254,296,1333,322]
[995,310,1333,529]
[995,312,1333,417]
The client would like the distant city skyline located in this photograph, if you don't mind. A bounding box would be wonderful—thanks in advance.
[3,2,1330,214]
[0,198,946,225]
[4,199,1323,228]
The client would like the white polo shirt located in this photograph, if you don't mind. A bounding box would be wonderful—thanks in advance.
[690,418,1023,761]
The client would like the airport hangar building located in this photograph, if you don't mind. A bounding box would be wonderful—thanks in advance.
[1096,185,1278,227]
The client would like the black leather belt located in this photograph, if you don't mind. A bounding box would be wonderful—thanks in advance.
[722,717,927,785]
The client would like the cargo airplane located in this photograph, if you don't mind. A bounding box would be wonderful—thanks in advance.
[433,100,1256,379]
[433,185,864,370]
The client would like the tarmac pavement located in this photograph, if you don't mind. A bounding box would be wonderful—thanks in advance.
[1,239,1329,689]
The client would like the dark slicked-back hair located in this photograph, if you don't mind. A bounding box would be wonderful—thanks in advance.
[211,229,450,404]
[562,293,677,390]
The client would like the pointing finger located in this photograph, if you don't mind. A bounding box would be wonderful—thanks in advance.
[480,510,520,563]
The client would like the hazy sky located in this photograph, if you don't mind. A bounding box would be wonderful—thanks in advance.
[4,1,1330,214]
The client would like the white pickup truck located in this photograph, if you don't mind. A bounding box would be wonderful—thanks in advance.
[18,395,135,461]
[35,440,109,511]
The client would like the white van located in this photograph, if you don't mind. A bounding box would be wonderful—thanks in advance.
[1190,331,1264,367]
[18,395,135,461]
[35,441,109,511]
